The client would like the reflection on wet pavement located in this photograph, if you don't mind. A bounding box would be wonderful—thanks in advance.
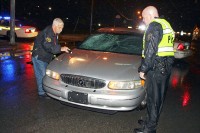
[169,60,191,107]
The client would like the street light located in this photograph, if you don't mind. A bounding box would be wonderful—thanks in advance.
[48,7,52,11]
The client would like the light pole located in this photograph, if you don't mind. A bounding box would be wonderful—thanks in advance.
[90,0,94,34]
[10,0,15,45]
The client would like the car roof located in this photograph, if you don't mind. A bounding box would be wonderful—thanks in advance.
[97,27,144,35]
[0,18,20,21]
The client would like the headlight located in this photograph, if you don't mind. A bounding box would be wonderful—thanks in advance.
[46,69,60,80]
[108,80,143,90]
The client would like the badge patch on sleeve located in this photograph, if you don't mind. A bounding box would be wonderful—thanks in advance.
[46,37,51,42]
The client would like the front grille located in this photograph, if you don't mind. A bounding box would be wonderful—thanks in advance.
[60,74,106,89]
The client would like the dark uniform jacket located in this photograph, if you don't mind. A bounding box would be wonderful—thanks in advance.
[32,25,61,63]
[138,21,174,74]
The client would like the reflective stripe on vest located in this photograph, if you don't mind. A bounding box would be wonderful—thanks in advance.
[163,28,173,34]
[142,19,175,58]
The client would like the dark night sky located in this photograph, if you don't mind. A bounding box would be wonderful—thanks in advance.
[1,0,200,33]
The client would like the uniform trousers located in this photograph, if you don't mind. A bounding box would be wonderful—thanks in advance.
[143,69,170,132]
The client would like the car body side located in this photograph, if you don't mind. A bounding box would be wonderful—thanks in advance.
[0,19,38,38]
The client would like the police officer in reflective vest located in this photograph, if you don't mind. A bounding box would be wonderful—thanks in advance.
[134,6,175,133]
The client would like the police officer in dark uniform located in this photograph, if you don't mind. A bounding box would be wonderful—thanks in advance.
[32,18,70,97]
[134,6,174,133]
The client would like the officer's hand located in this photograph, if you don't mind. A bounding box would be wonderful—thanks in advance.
[139,72,146,80]
[61,46,71,53]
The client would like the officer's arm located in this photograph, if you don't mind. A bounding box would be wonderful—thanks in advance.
[139,22,163,73]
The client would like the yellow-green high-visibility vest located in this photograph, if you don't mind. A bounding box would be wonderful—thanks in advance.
[142,19,175,58]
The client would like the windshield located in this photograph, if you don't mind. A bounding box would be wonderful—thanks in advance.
[15,20,28,27]
[79,33,143,55]
[0,20,29,27]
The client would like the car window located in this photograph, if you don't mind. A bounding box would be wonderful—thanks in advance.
[15,21,23,27]
[0,20,28,27]
[0,20,9,26]
[79,33,143,55]
[15,20,31,27]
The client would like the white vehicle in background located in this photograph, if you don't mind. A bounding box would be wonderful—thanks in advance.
[174,32,193,59]
[138,24,193,59]
[174,40,192,59]
[0,16,38,39]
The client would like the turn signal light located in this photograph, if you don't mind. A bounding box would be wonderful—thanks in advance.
[141,79,145,86]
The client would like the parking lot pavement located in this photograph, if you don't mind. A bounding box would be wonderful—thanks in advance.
[0,38,33,59]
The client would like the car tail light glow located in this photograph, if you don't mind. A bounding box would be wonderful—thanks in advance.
[25,28,36,33]
[177,43,185,51]
[25,29,31,33]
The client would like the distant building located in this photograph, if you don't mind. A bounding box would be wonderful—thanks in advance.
[192,26,200,40]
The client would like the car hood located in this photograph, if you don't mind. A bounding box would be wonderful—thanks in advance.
[50,49,142,80]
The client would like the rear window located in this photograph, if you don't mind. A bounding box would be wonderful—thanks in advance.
[0,20,9,26]
[79,33,143,55]
[0,19,30,27]
[15,20,30,27]
[175,34,192,42]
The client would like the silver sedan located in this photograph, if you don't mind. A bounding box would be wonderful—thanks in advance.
[43,27,146,112]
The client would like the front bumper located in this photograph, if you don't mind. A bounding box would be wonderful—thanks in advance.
[174,50,192,59]
[43,76,146,111]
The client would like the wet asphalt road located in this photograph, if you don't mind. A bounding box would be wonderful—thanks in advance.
[0,39,200,133]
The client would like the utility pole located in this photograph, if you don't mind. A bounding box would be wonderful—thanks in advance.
[10,0,15,45]
[1,0,3,15]
[90,0,94,34]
